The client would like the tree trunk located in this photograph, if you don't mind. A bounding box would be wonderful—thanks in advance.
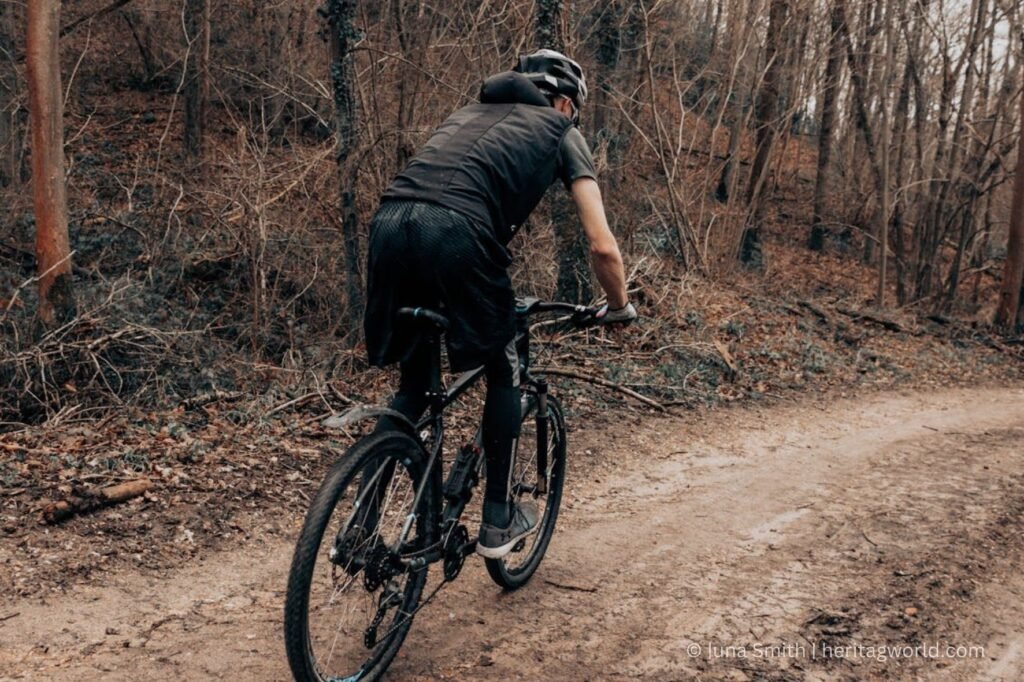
[809,0,844,251]
[0,0,19,187]
[534,0,590,301]
[535,0,564,50]
[326,0,365,341]
[592,0,622,155]
[740,0,789,266]
[392,0,428,167]
[996,80,1024,330]
[836,0,888,266]
[26,0,76,327]
[183,0,209,158]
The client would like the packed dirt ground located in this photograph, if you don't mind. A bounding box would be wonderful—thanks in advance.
[1,386,1022,681]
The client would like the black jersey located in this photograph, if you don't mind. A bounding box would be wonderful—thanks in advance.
[381,72,597,244]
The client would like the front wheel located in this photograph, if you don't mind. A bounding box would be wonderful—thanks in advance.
[485,392,567,590]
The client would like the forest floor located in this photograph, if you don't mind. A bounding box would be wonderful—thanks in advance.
[1,385,1023,681]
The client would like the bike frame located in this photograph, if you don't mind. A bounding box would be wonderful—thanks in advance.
[335,300,593,564]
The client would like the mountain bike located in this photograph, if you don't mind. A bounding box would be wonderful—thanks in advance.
[283,297,599,682]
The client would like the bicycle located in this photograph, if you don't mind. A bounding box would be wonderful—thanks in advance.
[283,297,601,682]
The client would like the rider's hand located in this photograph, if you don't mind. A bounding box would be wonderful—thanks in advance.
[595,301,637,326]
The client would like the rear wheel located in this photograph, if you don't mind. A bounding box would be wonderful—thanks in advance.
[485,392,567,590]
[284,431,439,682]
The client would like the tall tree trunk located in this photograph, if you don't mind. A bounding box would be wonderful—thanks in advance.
[183,0,209,158]
[535,0,564,50]
[392,0,428,166]
[836,0,887,263]
[592,0,622,158]
[26,0,76,326]
[326,0,365,341]
[535,0,591,302]
[714,0,754,204]
[874,0,898,306]
[996,80,1024,330]
[0,0,18,187]
[740,0,789,266]
[809,0,844,251]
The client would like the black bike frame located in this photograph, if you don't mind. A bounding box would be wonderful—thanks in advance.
[394,300,592,557]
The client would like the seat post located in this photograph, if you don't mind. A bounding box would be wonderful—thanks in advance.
[426,331,444,414]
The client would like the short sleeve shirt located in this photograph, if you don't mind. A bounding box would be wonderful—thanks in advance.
[557,127,598,190]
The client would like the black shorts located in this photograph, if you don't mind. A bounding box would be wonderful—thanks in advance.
[364,200,515,372]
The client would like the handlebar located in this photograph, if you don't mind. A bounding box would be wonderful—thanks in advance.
[515,297,601,328]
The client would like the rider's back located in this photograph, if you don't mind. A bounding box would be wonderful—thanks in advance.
[382,76,576,244]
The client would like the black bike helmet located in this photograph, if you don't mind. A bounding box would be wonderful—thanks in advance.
[514,49,588,118]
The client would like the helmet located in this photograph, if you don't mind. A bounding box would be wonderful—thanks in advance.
[514,49,588,112]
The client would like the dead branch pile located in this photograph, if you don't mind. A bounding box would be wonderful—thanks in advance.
[0,281,200,426]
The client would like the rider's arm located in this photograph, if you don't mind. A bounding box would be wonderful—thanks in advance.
[570,178,628,309]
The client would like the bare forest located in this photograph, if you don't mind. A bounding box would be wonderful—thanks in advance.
[1,1,1024,680]
[1,0,1023,421]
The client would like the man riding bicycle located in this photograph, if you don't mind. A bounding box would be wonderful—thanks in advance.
[364,49,637,559]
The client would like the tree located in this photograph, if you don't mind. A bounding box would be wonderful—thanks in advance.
[183,0,209,158]
[996,82,1024,330]
[26,0,75,326]
[808,1,845,251]
[739,0,789,266]
[535,0,592,303]
[535,0,563,51]
[325,0,365,341]
[0,0,18,187]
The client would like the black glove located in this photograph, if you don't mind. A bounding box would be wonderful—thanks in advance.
[595,302,637,325]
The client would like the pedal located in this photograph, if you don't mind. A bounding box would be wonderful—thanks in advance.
[443,444,480,501]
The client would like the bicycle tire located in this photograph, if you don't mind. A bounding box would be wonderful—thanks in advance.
[283,430,439,682]
[485,393,567,590]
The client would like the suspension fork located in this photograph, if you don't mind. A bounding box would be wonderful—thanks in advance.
[534,378,549,495]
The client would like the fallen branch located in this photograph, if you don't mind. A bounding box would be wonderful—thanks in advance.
[798,299,833,325]
[266,392,322,417]
[181,389,244,410]
[42,478,153,524]
[533,368,666,411]
[835,306,908,334]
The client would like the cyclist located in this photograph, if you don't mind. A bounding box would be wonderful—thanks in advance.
[364,49,637,559]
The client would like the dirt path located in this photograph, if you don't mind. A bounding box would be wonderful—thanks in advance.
[2,387,1023,681]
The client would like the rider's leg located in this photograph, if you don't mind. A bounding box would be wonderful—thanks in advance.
[481,339,521,528]
[385,340,432,426]
[358,342,432,532]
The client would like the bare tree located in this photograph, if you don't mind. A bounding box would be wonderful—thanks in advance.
[740,0,789,266]
[996,77,1024,330]
[392,0,430,166]
[183,0,209,158]
[534,0,592,302]
[808,0,845,251]
[0,0,18,187]
[535,0,563,50]
[326,0,365,340]
[26,0,76,326]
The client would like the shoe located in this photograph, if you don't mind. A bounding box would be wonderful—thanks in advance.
[477,502,539,559]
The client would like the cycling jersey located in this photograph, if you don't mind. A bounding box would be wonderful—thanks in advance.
[382,71,597,245]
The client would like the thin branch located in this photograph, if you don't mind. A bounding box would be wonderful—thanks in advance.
[533,368,666,411]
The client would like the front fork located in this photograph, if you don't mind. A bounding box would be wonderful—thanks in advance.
[516,318,550,497]
[534,379,549,495]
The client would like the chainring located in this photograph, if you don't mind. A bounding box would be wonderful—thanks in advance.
[443,524,470,581]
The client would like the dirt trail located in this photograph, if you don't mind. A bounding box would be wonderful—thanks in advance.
[2,387,1023,681]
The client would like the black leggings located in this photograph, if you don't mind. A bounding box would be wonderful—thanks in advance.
[385,339,521,510]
